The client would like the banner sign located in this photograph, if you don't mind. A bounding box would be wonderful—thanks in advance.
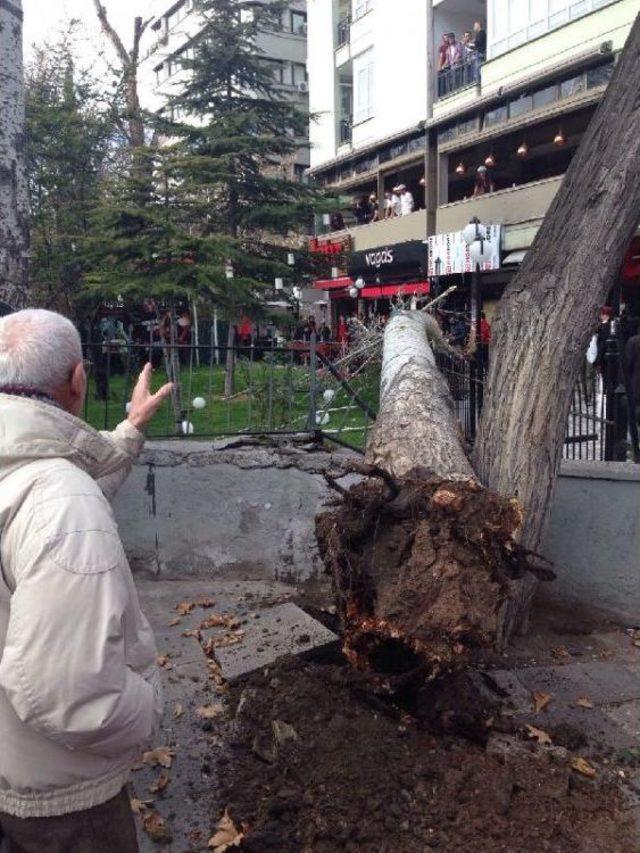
[427,224,502,276]
[349,240,428,280]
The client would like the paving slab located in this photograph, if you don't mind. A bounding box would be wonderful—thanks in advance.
[208,602,339,681]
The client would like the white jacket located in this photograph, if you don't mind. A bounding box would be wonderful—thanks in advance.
[0,394,161,818]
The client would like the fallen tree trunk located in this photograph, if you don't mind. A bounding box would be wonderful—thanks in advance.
[317,313,549,680]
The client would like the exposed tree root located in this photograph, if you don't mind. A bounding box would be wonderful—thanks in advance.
[316,467,554,684]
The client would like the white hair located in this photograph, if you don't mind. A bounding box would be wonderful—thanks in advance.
[0,309,83,393]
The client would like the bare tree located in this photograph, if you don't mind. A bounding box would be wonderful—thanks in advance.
[91,1,151,148]
[319,13,640,672]
[0,0,29,309]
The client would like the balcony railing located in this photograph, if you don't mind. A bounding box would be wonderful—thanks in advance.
[437,54,483,99]
[339,117,352,146]
[336,16,351,48]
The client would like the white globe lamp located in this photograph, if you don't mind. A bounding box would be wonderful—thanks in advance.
[462,218,487,246]
[192,397,206,410]
[181,420,195,435]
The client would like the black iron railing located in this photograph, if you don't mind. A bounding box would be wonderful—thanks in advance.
[437,53,483,98]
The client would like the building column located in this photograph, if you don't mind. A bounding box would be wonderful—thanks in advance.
[425,0,436,241]
[377,170,385,209]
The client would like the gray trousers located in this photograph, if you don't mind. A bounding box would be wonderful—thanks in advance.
[0,788,138,853]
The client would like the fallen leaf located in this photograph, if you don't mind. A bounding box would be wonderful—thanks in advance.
[169,617,181,627]
[176,601,196,616]
[149,772,171,794]
[576,696,594,709]
[196,596,217,608]
[196,703,224,720]
[571,756,597,778]
[182,629,201,640]
[551,646,571,661]
[130,797,147,815]
[142,809,173,843]
[157,655,172,669]
[208,809,244,851]
[525,724,552,745]
[174,702,184,719]
[532,691,552,713]
[200,614,240,630]
[599,648,615,660]
[142,746,175,769]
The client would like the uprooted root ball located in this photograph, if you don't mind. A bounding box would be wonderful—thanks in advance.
[316,467,553,680]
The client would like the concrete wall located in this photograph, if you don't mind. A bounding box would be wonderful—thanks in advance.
[114,443,640,623]
[543,461,640,625]
[112,440,355,586]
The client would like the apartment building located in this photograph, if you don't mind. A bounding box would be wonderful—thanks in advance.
[138,0,310,179]
[307,0,640,322]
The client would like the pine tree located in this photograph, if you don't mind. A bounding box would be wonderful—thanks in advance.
[85,0,328,313]
[26,30,115,316]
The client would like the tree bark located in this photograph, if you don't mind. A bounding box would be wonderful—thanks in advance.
[474,11,640,638]
[366,313,476,482]
[0,0,29,309]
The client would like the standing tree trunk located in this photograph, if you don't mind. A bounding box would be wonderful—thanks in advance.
[225,324,236,398]
[0,0,29,309]
[474,10,640,639]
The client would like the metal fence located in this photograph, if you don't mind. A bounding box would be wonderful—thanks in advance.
[81,337,376,449]
[83,333,638,463]
[436,341,639,463]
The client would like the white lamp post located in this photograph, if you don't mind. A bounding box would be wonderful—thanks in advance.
[461,216,491,435]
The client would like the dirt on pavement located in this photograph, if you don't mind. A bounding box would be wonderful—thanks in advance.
[213,656,636,853]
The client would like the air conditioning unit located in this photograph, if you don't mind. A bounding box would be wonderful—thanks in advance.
[297,81,309,94]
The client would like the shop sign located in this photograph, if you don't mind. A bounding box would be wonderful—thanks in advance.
[309,235,353,256]
[349,240,427,279]
[427,225,502,276]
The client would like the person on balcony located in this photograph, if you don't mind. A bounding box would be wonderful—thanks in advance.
[353,195,372,226]
[438,33,449,70]
[473,165,494,197]
[470,21,486,82]
[369,193,381,222]
[383,191,395,219]
[391,187,402,218]
[399,185,415,216]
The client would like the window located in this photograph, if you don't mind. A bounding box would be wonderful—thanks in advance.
[292,63,307,86]
[509,93,533,118]
[353,50,374,123]
[264,60,285,85]
[532,84,558,108]
[353,0,373,21]
[483,105,507,128]
[291,11,307,34]
[587,62,614,89]
[560,74,584,99]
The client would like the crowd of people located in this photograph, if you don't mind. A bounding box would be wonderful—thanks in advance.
[352,184,416,225]
[438,21,486,93]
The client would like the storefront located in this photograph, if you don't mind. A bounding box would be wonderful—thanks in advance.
[312,239,430,325]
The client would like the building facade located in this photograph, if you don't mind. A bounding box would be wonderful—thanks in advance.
[307,0,640,323]
[139,0,310,178]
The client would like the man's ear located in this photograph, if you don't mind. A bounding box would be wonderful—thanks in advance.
[69,361,86,400]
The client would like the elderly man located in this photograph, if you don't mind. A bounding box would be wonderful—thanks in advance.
[0,309,173,851]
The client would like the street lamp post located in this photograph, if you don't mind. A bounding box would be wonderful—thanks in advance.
[462,217,492,438]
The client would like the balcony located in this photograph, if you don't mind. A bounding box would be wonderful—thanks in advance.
[436,175,563,248]
[437,54,482,99]
[338,117,352,146]
[336,16,351,49]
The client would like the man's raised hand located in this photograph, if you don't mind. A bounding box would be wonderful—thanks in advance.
[127,364,174,432]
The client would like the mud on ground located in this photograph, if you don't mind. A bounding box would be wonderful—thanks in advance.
[214,657,635,853]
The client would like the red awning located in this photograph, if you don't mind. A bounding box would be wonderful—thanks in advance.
[312,276,353,291]
[360,281,430,299]
[622,236,640,281]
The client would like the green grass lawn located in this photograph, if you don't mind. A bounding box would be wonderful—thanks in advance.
[83,356,379,449]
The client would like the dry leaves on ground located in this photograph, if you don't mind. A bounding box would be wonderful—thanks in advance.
[149,772,171,794]
[169,617,182,627]
[142,809,173,843]
[142,746,176,769]
[176,601,196,616]
[576,696,595,709]
[200,614,241,631]
[208,809,244,851]
[571,756,597,778]
[182,628,202,640]
[174,702,184,719]
[551,646,571,662]
[157,655,172,669]
[196,596,217,608]
[130,797,147,815]
[532,691,552,713]
[525,724,552,745]
[196,703,224,720]
[203,631,245,656]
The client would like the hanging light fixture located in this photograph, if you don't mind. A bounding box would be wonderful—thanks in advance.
[455,161,466,176]
[517,139,529,158]
[484,153,496,168]
[554,127,566,146]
